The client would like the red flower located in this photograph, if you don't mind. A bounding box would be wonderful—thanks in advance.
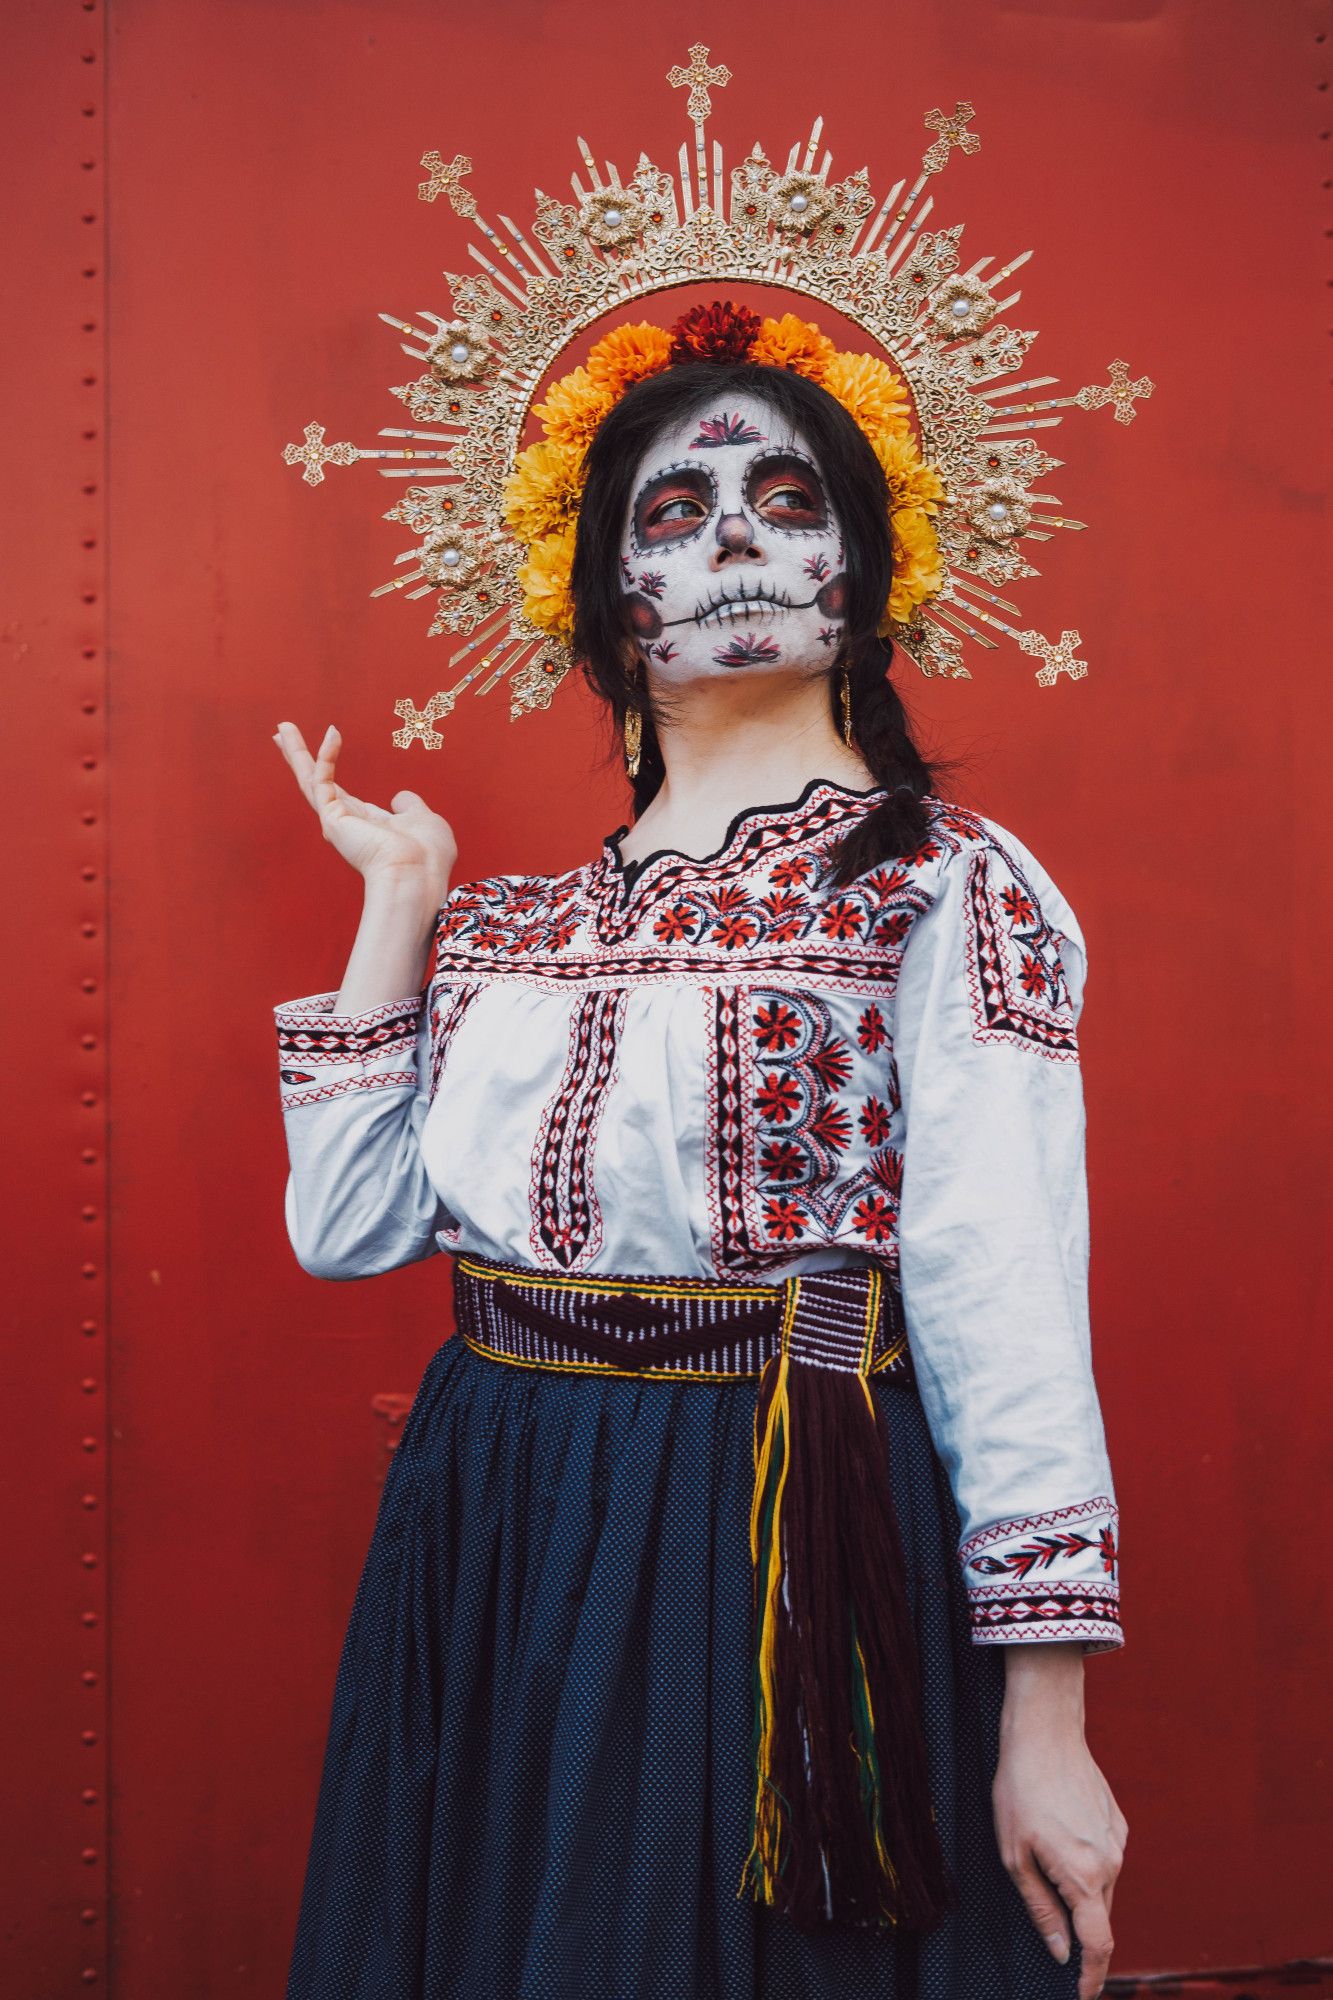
[759,1138,805,1183]
[668,299,763,364]
[859,1094,892,1145]
[818,897,864,942]
[652,902,696,944]
[763,1195,809,1241]
[711,911,760,950]
[852,1193,896,1242]
[1001,882,1037,928]
[756,1072,801,1124]
[857,1003,888,1053]
[752,998,802,1054]
[1019,951,1048,998]
[873,909,914,947]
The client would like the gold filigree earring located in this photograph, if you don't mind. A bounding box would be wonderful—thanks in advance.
[624,658,643,779]
[839,662,854,746]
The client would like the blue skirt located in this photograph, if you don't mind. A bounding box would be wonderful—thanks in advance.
[286,1331,1085,2000]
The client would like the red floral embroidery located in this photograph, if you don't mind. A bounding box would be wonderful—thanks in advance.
[762,1194,809,1240]
[857,1002,888,1053]
[859,1095,892,1146]
[753,999,802,1054]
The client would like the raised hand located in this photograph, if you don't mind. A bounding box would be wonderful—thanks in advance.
[273,722,457,905]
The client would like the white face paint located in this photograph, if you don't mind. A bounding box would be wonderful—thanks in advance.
[618,388,847,684]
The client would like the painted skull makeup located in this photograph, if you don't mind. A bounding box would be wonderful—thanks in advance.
[619,389,847,681]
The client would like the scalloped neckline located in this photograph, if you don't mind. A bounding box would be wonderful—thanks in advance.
[599,775,890,893]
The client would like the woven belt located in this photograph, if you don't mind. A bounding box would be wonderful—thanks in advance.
[449,1252,951,1936]
[450,1251,914,1384]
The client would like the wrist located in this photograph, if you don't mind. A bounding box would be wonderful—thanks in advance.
[362,864,448,918]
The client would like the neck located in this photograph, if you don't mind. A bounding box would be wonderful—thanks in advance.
[633,664,877,838]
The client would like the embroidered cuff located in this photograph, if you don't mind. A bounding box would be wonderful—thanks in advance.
[959,1496,1122,1652]
[274,989,424,1109]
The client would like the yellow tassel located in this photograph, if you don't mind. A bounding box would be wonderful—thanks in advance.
[740,1351,793,1901]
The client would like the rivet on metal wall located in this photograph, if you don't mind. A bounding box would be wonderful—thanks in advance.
[63,1,107,1984]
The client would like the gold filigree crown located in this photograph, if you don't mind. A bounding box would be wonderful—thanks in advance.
[282,46,1153,748]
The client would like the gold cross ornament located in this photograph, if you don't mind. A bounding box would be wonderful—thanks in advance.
[417,150,478,217]
[1076,358,1155,425]
[922,102,982,174]
[1017,628,1089,686]
[282,421,357,486]
[391,692,455,750]
[667,43,731,127]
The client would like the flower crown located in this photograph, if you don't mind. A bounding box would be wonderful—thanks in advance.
[282,50,1153,746]
[505,299,947,649]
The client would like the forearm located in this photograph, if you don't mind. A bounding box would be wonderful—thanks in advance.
[1000,1640,1086,1742]
[334,867,444,1017]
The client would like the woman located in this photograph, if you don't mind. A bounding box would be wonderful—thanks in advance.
[272,354,1127,2000]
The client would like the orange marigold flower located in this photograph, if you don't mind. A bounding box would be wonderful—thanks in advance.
[518,524,577,640]
[749,313,837,380]
[885,505,945,625]
[533,366,615,448]
[821,351,912,441]
[870,431,947,517]
[502,440,584,542]
[585,322,674,396]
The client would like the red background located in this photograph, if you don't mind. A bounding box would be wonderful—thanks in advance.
[4,0,1330,1992]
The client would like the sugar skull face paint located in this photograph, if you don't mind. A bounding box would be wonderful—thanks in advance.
[619,390,847,681]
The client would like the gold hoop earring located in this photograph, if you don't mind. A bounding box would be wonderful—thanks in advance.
[838,662,853,747]
[623,657,642,779]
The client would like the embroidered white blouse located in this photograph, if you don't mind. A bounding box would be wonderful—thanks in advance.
[274,781,1121,1650]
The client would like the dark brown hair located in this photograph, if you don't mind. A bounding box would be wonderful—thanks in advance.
[569,358,958,885]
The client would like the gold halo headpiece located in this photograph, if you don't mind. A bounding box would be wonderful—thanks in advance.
[283,48,1153,747]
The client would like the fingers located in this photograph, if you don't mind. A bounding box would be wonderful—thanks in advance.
[308,725,341,816]
[1069,1888,1114,2000]
[1009,1861,1070,1966]
[273,722,340,814]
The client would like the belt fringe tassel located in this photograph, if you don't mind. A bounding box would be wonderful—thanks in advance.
[737,1342,954,1932]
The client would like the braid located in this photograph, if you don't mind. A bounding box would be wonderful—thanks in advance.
[821,639,957,888]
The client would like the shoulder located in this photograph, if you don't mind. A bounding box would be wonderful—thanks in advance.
[917,798,1083,939]
[904,796,1089,1032]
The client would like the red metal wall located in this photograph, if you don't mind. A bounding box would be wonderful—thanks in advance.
[4,1,1330,1991]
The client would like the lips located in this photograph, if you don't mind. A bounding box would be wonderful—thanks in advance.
[675,577,818,630]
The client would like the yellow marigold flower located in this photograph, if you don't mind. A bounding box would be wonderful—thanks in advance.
[518,523,577,641]
[822,351,912,442]
[870,431,947,517]
[502,440,585,542]
[749,313,837,380]
[533,366,615,449]
[585,322,674,396]
[885,505,945,625]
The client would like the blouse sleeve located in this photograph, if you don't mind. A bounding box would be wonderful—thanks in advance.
[273,985,448,1280]
[891,826,1122,1651]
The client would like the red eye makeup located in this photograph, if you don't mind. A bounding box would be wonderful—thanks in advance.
[632,463,716,548]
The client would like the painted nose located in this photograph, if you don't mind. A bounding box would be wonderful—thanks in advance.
[710,512,765,568]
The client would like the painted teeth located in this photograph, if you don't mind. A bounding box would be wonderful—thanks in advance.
[695,580,794,626]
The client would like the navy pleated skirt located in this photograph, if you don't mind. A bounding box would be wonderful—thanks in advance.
[286,1330,1085,2000]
